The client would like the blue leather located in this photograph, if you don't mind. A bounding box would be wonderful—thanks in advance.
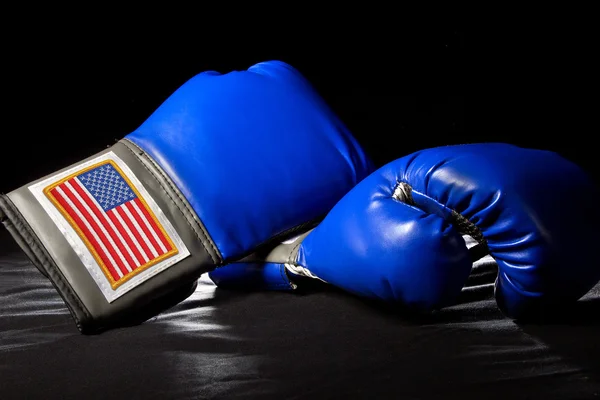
[209,143,600,319]
[297,163,473,311]
[209,262,295,291]
[126,60,374,261]
[390,143,600,318]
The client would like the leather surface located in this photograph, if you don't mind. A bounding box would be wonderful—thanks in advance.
[126,60,374,261]
[209,230,314,291]
[209,262,297,291]
[3,230,599,400]
[388,143,600,319]
[296,178,473,311]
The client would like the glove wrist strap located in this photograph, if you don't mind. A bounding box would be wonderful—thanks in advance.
[0,140,220,333]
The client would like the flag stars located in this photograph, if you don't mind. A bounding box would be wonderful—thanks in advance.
[77,163,138,212]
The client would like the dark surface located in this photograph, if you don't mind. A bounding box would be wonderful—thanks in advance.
[1,227,600,400]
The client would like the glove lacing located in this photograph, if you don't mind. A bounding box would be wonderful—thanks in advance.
[393,182,490,263]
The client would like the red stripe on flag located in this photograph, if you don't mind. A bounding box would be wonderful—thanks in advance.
[114,205,155,261]
[107,210,146,266]
[51,185,122,281]
[70,179,138,272]
[61,181,129,277]
[133,198,172,252]
[125,201,164,256]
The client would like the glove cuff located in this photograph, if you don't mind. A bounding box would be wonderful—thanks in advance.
[0,139,221,333]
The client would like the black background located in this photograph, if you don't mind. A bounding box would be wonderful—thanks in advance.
[1,20,594,192]
[4,23,457,192]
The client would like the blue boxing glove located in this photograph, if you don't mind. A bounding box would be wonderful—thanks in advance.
[209,143,600,319]
[0,60,374,333]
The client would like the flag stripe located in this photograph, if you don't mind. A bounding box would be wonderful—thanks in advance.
[130,199,168,254]
[62,180,130,277]
[132,198,171,253]
[52,186,123,280]
[123,202,160,258]
[126,200,162,255]
[116,205,157,259]
[109,209,149,264]
[66,179,132,275]
[71,178,137,272]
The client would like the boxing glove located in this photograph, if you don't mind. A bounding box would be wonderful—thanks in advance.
[209,143,600,319]
[0,60,374,333]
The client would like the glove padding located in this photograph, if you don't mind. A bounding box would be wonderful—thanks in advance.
[209,143,600,320]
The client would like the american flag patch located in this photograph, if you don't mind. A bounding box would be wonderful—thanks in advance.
[29,152,190,302]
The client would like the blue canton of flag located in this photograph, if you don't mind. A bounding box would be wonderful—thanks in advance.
[78,164,137,212]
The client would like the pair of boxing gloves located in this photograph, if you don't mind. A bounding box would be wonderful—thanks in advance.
[1,60,598,334]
